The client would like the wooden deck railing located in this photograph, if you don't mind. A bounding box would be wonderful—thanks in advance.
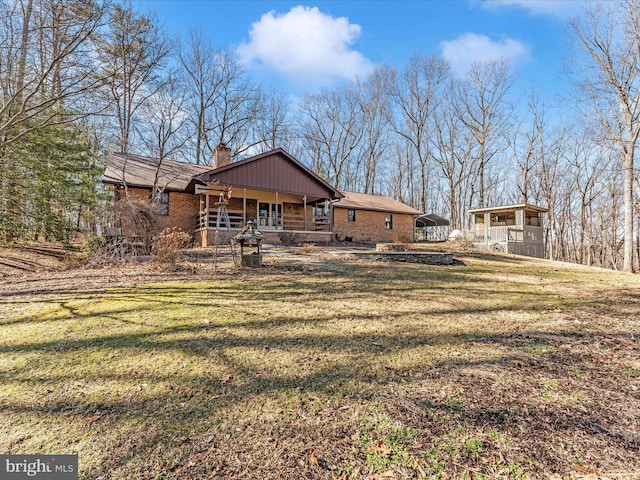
[196,210,331,232]
[197,209,245,229]
[473,226,542,243]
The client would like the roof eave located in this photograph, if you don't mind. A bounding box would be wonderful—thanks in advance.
[469,203,548,214]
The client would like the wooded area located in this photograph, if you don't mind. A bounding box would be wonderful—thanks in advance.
[0,0,639,271]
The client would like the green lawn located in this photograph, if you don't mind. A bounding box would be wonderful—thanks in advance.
[1,251,639,479]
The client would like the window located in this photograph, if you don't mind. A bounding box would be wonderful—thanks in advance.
[313,205,327,217]
[347,209,356,222]
[150,190,169,216]
[385,214,393,230]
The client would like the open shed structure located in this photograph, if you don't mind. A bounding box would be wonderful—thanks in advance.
[415,214,450,242]
[469,204,548,258]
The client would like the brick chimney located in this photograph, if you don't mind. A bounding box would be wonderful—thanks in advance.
[213,144,231,169]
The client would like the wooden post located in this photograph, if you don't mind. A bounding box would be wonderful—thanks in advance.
[303,195,307,232]
[205,193,211,246]
[484,212,490,244]
[205,194,210,225]
[243,188,247,227]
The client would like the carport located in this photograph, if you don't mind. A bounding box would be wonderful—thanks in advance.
[415,214,450,242]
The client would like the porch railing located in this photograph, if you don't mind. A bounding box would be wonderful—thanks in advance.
[197,209,245,229]
[472,226,542,243]
[196,209,331,232]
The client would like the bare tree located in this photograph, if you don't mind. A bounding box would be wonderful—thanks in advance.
[136,74,190,204]
[391,53,449,213]
[385,137,418,207]
[95,1,173,153]
[206,47,262,158]
[431,79,475,230]
[564,128,612,264]
[511,88,546,205]
[179,30,217,165]
[180,37,263,163]
[353,65,395,194]
[0,0,107,148]
[298,85,364,189]
[456,59,515,209]
[536,127,571,261]
[255,88,292,152]
[567,0,640,272]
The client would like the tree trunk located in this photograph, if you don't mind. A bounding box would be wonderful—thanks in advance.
[623,149,634,272]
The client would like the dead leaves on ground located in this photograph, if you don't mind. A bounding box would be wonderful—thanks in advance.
[368,440,392,458]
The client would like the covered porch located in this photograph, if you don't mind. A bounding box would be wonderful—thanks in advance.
[469,204,547,258]
[191,148,344,246]
[194,185,334,245]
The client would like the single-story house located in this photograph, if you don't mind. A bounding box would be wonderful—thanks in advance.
[102,146,421,245]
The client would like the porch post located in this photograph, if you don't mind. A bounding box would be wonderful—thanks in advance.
[205,193,210,226]
[484,212,490,243]
[204,193,211,247]
[303,195,307,232]
[328,199,333,244]
[243,188,247,227]
[275,191,279,228]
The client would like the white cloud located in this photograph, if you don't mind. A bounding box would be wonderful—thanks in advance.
[237,6,374,88]
[479,0,583,18]
[440,33,529,75]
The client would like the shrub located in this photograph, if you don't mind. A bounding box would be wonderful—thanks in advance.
[152,227,191,263]
[84,235,105,254]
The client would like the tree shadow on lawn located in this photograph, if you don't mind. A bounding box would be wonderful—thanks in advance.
[2,324,639,478]
[2,262,639,477]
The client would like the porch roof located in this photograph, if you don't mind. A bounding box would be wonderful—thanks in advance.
[416,213,450,227]
[469,203,548,215]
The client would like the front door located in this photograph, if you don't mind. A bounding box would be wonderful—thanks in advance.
[258,202,282,228]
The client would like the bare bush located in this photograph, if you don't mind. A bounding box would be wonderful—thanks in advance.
[152,227,191,263]
[101,199,156,258]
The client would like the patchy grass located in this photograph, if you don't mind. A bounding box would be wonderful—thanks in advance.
[0,248,639,479]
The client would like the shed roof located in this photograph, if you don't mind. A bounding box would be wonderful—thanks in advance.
[416,213,450,227]
[334,191,421,215]
[102,153,211,192]
[469,203,548,214]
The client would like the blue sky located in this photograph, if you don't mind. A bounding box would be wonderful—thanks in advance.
[136,0,584,98]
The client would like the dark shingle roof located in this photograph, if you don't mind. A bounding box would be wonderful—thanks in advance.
[334,191,421,215]
[102,153,211,192]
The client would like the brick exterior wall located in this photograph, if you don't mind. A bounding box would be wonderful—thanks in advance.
[114,187,415,245]
[333,207,415,243]
[124,187,200,235]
